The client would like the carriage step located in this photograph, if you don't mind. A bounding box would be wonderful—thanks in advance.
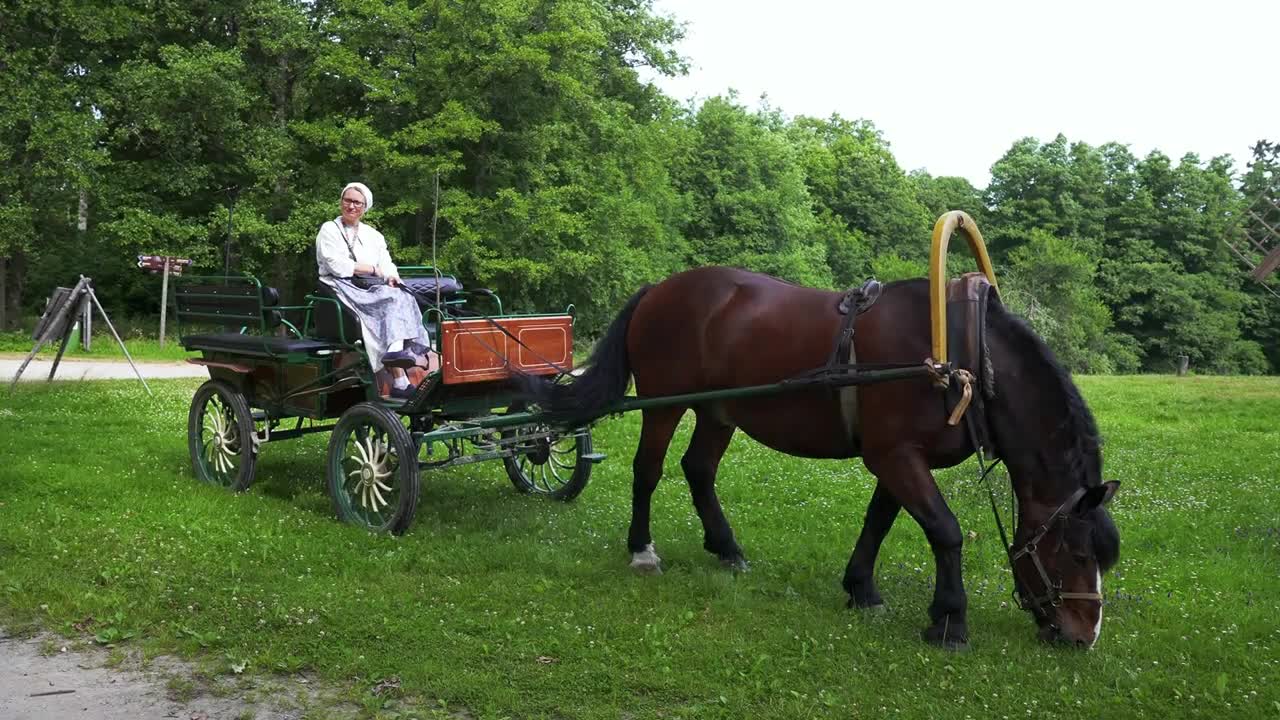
[582,452,607,464]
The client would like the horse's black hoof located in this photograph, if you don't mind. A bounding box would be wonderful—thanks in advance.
[719,555,749,572]
[846,590,884,610]
[922,620,969,651]
[853,601,887,614]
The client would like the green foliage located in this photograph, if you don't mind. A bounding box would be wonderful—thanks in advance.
[910,171,985,225]
[1003,231,1130,373]
[790,115,931,286]
[671,95,828,287]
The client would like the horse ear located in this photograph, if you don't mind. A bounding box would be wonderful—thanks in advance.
[1074,481,1120,515]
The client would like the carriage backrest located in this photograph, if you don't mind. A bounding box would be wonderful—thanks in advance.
[174,277,283,334]
[309,284,361,346]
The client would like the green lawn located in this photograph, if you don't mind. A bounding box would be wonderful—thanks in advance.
[0,375,1277,719]
[1,324,192,362]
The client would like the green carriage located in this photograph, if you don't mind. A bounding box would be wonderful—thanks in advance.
[175,267,602,535]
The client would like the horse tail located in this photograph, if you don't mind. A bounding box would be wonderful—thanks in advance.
[517,285,651,421]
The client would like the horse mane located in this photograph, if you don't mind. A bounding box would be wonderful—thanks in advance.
[987,295,1103,488]
[987,297,1119,570]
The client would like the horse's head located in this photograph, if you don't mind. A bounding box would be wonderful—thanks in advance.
[1010,481,1120,648]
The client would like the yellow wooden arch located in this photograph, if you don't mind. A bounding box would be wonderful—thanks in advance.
[929,211,999,365]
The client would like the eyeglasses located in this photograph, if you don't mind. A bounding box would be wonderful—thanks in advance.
[341,197,366,208]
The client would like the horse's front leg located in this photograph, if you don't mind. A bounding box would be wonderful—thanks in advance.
[864,449,968,650]
[843,481,901,610]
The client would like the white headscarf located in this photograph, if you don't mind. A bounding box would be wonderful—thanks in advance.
[342,182,373,210]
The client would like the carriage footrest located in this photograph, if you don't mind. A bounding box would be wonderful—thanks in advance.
[581,452,607,464]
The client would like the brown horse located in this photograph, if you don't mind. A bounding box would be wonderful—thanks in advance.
[522,266,1119,649]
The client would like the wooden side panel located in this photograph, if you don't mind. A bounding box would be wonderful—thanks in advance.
[1252,244,1280,282]
[441,315,573,385]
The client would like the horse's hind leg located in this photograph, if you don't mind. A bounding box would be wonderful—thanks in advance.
[629,406,685,574]
[842,481,901,610]
[680,411,742,568]
[863,449,968,650]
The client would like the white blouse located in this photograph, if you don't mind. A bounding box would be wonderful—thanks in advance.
[315,218,397,279]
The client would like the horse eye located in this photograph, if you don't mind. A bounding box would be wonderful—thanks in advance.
[1071,552,1090,566]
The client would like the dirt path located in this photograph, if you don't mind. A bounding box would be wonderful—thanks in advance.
[1,357,208,383]
[0,630,331,720]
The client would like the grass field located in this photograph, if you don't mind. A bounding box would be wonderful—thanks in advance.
[1,323,192,362]
[0,375,1277,719]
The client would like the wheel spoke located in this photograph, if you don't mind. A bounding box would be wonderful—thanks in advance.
[537,467,555,493]
[353,435,373,465]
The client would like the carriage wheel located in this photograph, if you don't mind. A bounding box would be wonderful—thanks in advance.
[326,402,420,535]
[188,380,257,491]
[502,422,593,502]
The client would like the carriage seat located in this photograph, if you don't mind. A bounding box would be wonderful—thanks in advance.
[181,332,337,356]
[311,284,363,345]
[177,280,338,357]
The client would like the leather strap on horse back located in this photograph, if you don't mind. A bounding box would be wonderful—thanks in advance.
[945,272,996,455]
[830,279,883,448]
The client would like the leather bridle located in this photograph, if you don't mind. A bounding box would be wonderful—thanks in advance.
[1006,486,1104,622]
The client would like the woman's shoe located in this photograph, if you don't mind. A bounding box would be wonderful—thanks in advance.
[381,350,416,368]
[386,384,416,400]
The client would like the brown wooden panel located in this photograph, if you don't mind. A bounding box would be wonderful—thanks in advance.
[1251,244,1280,282]
[441,315,573,385]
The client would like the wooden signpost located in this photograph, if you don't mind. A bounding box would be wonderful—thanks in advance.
[137,255,192,347]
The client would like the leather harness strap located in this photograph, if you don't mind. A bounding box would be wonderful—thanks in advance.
[829,280,883,448]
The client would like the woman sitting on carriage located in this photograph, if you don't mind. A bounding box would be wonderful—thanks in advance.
[315,181,433,400]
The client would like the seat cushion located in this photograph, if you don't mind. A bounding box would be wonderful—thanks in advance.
[181,332,339,356]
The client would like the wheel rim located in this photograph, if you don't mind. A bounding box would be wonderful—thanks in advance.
[196,392,242,487]
[512,429,580,494]
[337,423,402,529]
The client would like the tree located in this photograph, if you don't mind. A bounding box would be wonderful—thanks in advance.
[1236,140,1280,372]
[1003,231,1135,373]
[0,0,113,328]
[670,95,828,287]
[789,115,931,287]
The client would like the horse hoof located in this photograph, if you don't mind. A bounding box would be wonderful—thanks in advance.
[858,602,888,614]
[630,544,662,575]
[720,556,749,572]
[921,624,970,652]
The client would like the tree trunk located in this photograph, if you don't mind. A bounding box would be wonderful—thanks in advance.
[5,252,25,332]
[0,256,7,331]
[415,210,428,250]
[78,189,89,233]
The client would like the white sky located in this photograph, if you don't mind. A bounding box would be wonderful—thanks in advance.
[647,0,1279,188]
